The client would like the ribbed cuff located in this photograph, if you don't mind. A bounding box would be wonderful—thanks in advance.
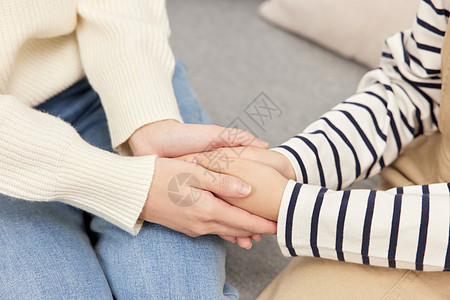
[92,59,183,152]
[55,136,156,235]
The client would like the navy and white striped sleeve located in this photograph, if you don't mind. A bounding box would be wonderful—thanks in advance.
[275,0,450,271]
[277,180,450,271]
[272,0,449,190]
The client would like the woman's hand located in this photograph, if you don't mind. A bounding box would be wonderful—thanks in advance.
[128,119,268,158]
[187,155,289,222]
[140,158,277,240]
[129,120,273,248]
[181,146,296,181]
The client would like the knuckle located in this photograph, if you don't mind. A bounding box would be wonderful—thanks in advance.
[188,231,200,238]
[218,175,232,194]
[194,224,209,236]
[199,201,216,222]
[195,209,210,222]
[199,210,212,223]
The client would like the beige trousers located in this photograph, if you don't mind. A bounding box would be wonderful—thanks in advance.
[257,257,450,299]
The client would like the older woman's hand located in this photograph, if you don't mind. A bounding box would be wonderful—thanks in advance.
[129,119,274,249]
[127,119,268,158]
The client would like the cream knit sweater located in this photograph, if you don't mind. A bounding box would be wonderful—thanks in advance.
[0,0,182,234]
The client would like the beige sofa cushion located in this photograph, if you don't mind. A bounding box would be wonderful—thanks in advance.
[259,0,420,68]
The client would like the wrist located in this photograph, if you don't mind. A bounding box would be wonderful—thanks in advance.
[128,119,180,156]
[269,149,296,181]
[263,178,288,221]
[280,155,296,181]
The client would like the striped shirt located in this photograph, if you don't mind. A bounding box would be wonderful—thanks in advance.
[274,0,450,271]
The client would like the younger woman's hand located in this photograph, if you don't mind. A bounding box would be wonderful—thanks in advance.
[181,146,296,181]
[188,155,289,222]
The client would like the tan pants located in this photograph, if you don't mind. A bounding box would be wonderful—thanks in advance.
[257,257,450,299]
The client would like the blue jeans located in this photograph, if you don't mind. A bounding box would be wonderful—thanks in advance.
[0,59,238,300]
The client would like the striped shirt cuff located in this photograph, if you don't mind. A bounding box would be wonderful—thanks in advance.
[270,148,301,182]
[277,179,450,271]
[277,180,301,257]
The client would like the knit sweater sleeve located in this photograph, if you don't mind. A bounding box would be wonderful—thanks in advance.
[76,0,183,154]
[0,96,155,235]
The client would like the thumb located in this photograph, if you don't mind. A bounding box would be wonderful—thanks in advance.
[188,162,252,198]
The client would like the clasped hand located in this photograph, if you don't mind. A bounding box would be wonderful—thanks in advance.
[129,119,294,249]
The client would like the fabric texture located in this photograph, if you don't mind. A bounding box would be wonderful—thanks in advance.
[0,1,183,234]
[257,257,450,299]
[261,0,450,298]
[258,0,420,68]
[272,0,450,271]
[379,13,450,189]
[0,60,239,299]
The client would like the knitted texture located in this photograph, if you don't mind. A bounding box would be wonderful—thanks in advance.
[0,1,182,234]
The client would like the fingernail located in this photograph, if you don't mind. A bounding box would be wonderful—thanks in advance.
[246,243,252,250]
[239,183,251,196]
[259,140,269,148]
[252,235,262,242]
